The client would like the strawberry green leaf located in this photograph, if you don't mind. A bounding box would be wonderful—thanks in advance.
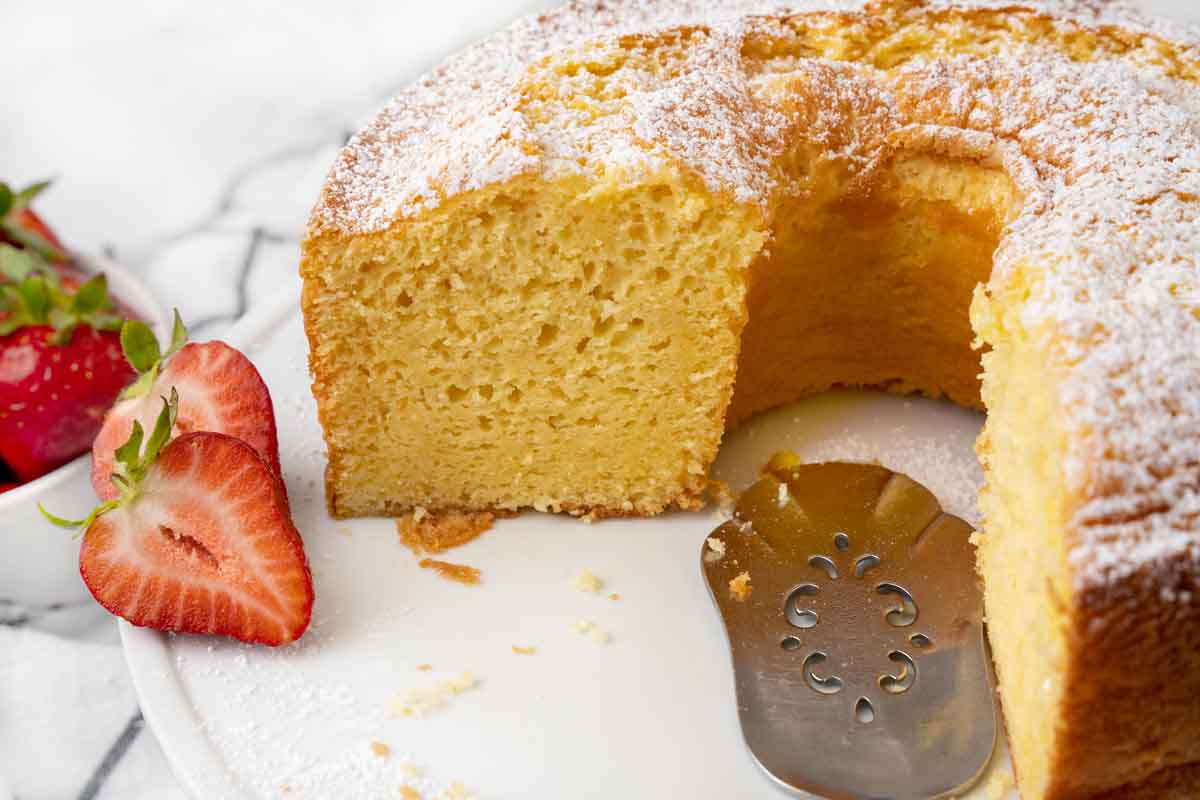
[86,311,123,332]
[39,499,120,536]
[0,245,40,283]
[120,365,158,400]
[19,277,49,320]
[72,273,109,315]
[120,320,161,373]
[46,310,78,345]
[114,420,145,477]
[165,309,188,359]
[1,223,64,262]
[0,180,64,261]
[11,180,52,212]
[143,390,179,466]
[118,311,192,400]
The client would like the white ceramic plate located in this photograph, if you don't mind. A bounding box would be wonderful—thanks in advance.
[122,277,1015,799]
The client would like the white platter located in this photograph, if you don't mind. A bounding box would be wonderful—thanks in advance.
[121,277,1014,799]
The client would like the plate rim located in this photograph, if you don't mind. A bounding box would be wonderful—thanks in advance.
[120,277,305,800]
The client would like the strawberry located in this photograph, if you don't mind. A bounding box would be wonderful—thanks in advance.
[43,394,313,646]
[0,181,67,260]
[0,246,134,482]
[0,459,16,493]
[90,313,283,503]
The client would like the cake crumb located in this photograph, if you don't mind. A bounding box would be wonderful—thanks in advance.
[512,644,537,655]
[706,479,737,514]
[400,761,421,779]
[609,592,620,601]
[766,451,802,473]
[438,781,471,800]
[419,558,481,585]
[417,664,432,672]
[729,571,753,601]
[399,509,496,555]
[371,741,391,758]
[400,787,422,800]
[392,672,478,718]
[572,619,610,643]
[572,568,603,592]
[706,536,727,562]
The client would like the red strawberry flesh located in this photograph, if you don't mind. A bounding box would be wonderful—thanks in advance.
[80,432,312,645]
[91,341,282,502]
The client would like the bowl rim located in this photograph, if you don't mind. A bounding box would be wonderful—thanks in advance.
[0,251,168,509]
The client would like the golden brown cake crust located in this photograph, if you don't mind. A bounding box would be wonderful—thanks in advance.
[1043,551,1200,799]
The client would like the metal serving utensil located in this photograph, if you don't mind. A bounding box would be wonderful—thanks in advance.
[702,458,997,800]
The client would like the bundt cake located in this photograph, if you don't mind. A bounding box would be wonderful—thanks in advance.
[300,0,1200,797]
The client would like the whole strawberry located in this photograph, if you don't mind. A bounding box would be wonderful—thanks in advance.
[0,245,134,482]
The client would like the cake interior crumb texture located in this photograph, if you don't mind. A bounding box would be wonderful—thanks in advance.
[300,1,1200,797]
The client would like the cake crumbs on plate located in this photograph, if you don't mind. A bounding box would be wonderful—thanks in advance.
[572,567,603,592]
[705,478,736,514]
[392,672,477,718]
[609,592,620,601]
[512,644,537,655]
[400,761,421,779]
[572,620,611,644]
[371,741,391,758]
[417,663,432,672]
[729,571,753,601]
[400,787,422,800]
[705,536,727,562]
[438,781,472,800]
[398,509,499,555]
[418,558,481,585]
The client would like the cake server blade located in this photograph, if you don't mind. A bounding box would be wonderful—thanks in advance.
[702,458,998,799]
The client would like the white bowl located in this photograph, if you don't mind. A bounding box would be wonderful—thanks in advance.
[0,255,167,607]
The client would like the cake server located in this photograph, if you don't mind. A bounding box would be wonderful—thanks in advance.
[702,457,998,799]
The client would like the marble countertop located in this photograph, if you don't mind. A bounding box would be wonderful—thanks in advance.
[3,0,1198,797]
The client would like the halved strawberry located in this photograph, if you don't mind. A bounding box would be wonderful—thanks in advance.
[44,395,312,646]
[91,313,283,503]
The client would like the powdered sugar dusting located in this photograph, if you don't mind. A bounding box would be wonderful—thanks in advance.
[309,0,1200,603]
